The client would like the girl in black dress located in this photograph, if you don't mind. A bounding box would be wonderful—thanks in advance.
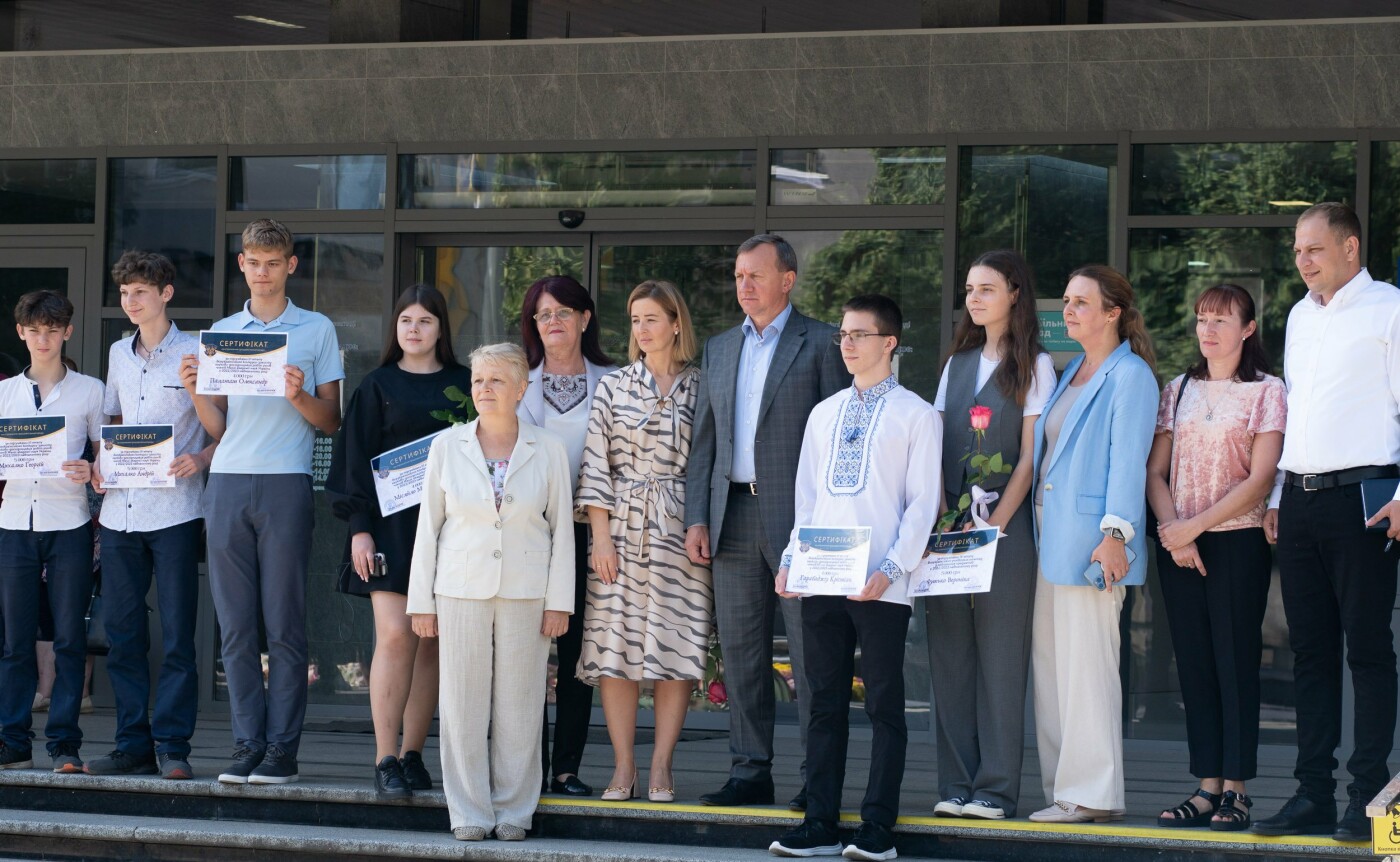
[328,284,471,798]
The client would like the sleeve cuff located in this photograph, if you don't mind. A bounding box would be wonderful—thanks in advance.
[1100,514,1136,545]
[348,513,375,536]
[1268,483,1283,510]
[781,553,793,570]
[879,558,904,583]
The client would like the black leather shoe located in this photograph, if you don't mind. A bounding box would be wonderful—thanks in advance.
[788,784,808,811]
[374,756,410,799]
[550,773,593,796]
[1334,795,1369,842]
[1251,793,1336,836]
[700,776,775,806]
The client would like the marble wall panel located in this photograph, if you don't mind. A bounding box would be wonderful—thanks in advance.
[231,78,368,145]
[665,38,797,72]
[1208,22,1353,59]
[12,52,128,86]
[577,41,667,75]
[931,30,1066,65]
[1066,27,1207,62]
[794,33,929,68]
[0,88,14,148]
[793,66,928,136]
[1207,56,1352,129]
[1352,20,1400,56]
[1067,60,1209,132]
[488,73,578,141]
[364,76,489,143]
[12,83,126,147]
[576,73,664,139]
[127,81,238,146]
[490,42,578,76]
[247,47,366,81]
[1354,54,1400,128]
[930,62,1068,132]
[365,45,487,79]
[661,69,796,137]
[128,51,248,84]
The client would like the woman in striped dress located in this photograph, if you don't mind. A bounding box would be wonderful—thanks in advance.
[576,280,713,804]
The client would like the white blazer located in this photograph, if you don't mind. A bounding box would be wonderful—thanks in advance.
[407,419,576,616]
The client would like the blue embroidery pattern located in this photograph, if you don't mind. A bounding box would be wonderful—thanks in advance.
[825,376,898,496]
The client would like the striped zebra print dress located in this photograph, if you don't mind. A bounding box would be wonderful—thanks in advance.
[575,361,714,683]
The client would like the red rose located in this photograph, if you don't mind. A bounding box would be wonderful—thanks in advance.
[969,405,993,431]
[707,681,727,705]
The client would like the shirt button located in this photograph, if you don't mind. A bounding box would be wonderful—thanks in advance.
[494,521,502,529]
[1045,483,1053,491]
[505,495,514,503]
[493,550,502,559]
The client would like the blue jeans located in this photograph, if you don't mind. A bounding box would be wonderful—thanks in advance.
[100,520,202,758]
[0,523,93,753]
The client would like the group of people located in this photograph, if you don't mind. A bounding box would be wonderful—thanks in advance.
[0,202,1395,859]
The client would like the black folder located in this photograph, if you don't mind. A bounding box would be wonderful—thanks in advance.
[1362,478,1400,532]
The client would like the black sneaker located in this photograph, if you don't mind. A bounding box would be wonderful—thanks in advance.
[375,755,411,799]
[400,750,432,790]
[83,748,158,776]
[0,742,32,770]
[248,744,298,785]
[217,746,264,784]
[770,819,843,857]
[842,821,897,861]
[158,753,193,780]
[51,742,83,774]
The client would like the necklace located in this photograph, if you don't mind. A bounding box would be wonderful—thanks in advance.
[1202,378,1233,421]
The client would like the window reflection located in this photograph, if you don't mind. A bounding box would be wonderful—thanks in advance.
[106,157,217,308]
[770,147,945,206]
[230,155,386,211]
[0,159,96,224]
[1131,141,1354,216]
[594,242,742,363]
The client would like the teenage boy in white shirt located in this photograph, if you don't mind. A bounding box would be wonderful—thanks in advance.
[0,290,104,774]
[770,294,942,862]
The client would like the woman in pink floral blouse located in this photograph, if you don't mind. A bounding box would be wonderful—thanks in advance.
[1147,283,1286,832]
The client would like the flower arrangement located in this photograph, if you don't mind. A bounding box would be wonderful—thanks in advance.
[936,405,1011,532]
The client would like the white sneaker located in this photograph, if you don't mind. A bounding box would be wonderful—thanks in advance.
[960,800,1006,820]
[933,797,966,817]
[1028,801,1113,823]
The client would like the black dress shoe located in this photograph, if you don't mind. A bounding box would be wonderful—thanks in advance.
[1334,796,1369,842]
[788,785,808,811]
[1252,793,1336,836]
[550,773,593,796]
[700,776,775,806]
[374,755,411,799]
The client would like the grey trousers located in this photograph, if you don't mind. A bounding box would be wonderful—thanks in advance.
[924,500,1036,815]
[713,489,808,783]
[204,473,314,756]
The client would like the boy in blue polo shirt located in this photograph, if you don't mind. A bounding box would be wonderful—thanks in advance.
[180,219,343,785]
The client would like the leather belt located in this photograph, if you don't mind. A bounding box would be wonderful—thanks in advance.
[1285,465,1399,492]
[730,481,758,496]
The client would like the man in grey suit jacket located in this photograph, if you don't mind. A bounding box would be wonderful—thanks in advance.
[685,234,850,808]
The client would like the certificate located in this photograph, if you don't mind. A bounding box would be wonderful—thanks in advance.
[371,431,442,517]
[787,526,871,596]
[907,528,1000,598]
[196,331,288,397]
[99,424,175,489]
[0,415,66,480]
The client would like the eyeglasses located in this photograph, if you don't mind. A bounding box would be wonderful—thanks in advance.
[533,308,578,324]
[831,330,895,346]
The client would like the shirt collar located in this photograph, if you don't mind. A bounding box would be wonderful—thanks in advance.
[130,321,183,357]
[1307,267,1372,309]
[235,296,303,328]
[741,303,794,343]
[853,374,898,404]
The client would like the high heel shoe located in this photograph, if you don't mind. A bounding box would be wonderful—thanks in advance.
[601,769,638,801]
[648,780,675,803]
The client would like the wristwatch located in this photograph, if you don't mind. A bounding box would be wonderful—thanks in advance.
[1105,527,1127,543]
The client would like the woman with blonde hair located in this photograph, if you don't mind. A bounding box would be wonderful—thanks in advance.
[408,342,575,842]
[576,280,713,803]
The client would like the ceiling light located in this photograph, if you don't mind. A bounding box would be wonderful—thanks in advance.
[235,15,305,29]
[1269,200,1312,207]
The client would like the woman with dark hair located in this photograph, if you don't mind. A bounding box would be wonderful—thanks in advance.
[328,283,471,798]
[927,250,1054,821]
[518,275,617,797]
[1148,284,1285,831]
[1028,265,1158,823]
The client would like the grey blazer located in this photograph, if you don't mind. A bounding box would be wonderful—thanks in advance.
[684,307,850,559]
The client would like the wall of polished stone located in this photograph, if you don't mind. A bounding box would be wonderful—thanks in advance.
[1,18,1395,149]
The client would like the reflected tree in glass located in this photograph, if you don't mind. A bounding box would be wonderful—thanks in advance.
[1131,141,1354,216]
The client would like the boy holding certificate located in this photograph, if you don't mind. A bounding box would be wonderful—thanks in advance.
[0,290,104,774]
[85,252,213,780]
[180,219,343,785]
[771,295,941,862]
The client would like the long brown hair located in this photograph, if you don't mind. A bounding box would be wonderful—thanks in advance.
[946,249,1044,406]
[1186,283,1269,382]
[1068,264,1157,374]
[380,283,459,369]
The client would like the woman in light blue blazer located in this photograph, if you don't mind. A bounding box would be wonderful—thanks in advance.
[1027,265,1158,824]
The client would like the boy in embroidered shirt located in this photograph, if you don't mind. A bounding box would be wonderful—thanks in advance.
[0,290,104,774]
[769,294,942,862]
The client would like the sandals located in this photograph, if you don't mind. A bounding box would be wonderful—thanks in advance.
[1210,790,1252,831]
[1157,788,1222,828]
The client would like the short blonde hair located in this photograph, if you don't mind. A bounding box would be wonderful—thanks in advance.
[468,342,529,386]
[627,280,697,365]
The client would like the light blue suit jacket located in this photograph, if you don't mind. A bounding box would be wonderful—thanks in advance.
[1031,340,1158,587]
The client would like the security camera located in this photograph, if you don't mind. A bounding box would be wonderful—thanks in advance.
[558,209,585,229]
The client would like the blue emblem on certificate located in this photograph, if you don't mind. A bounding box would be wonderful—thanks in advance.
[195,331,288,397]
[907,527,1000,597]
[371,431,442,517]
[0,415,66,479]
[99,424,175,489]
[787,526,872,596]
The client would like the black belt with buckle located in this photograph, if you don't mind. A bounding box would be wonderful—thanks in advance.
[730,481,758,496]
[1285,465,1400,492]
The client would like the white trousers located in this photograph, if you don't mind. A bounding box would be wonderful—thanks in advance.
[1031,578,1126,811]
[437,595,550,831]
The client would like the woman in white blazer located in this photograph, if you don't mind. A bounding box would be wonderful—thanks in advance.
[408,342,575,843]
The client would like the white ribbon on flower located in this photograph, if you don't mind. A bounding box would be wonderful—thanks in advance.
[968,484,999,532]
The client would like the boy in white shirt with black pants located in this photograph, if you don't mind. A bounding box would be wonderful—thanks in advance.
[770,294,942,861]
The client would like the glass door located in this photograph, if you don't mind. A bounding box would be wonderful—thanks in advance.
[0,248,87,376]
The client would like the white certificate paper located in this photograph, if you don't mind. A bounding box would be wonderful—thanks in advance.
[907,528,1000,598]
[0,415,66,480]
[99,424,175,489]
[196,331,288,397]
[371,432,442,517]
[787,526,872,596]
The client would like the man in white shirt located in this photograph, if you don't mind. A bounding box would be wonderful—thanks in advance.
[1253,202,1400,842]
[0,290,103,774]
[769,295,942,862]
